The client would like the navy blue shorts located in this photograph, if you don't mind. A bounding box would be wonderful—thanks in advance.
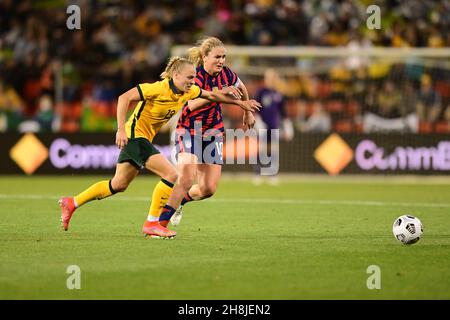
[175,128,224,165]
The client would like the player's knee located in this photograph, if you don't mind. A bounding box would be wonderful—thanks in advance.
[114,184,128,192]
[163,171,178,185]
[199,184,217,198]
[111,178,130,192]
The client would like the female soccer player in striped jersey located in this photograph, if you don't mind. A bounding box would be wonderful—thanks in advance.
[59,56,260,238]
[159,37,257,227]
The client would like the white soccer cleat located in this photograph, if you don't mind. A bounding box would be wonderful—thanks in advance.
[170,206,183,227]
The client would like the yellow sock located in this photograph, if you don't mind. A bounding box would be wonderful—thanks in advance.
[74,180,115,207]
[147,179,174,221]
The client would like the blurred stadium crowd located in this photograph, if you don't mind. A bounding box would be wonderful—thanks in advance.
[0,0,449,134]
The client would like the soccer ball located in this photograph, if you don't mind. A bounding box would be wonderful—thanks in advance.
[392,215,423,245]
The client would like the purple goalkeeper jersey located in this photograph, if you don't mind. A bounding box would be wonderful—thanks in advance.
[255,87,285,129]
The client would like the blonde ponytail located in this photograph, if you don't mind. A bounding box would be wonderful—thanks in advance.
[188,47,203,67]
[188,36,224,67]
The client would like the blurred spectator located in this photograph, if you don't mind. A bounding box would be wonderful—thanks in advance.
[329,60,352,100]
[300,102,331,133]
[416,74,442,124]
[0,81,24,131]
[377,80,402,118]
[144,33,172,70]
[35,94,54,132]
[400,82,419,117]
[427,27,444,48]
[363,83,378,115]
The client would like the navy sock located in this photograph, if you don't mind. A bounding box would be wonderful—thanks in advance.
[181,192,193,206]
[159,204,176,223]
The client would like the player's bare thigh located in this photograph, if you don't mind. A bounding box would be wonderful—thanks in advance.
[144,153,177,183]
[111,162,139,192]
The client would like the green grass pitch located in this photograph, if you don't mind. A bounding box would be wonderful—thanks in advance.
[0,175,449,299]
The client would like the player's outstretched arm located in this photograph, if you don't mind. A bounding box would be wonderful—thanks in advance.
[115,87,141,149]
[187,97,210,111]
[200,89,261,112]
[187,86,243,112]
[237,81,256,129]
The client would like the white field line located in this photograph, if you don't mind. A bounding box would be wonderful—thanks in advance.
[0,194,449,208]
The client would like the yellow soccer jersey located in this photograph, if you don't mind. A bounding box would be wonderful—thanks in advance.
[125,78,201,141]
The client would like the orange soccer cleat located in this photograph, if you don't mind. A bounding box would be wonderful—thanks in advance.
[142,221,176,239]
[59,197,76,231]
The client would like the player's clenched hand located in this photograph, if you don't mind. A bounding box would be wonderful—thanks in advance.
[238,99,261,112]
[221,86,243,100]
[116,129,128,149]
[243,111,256,131]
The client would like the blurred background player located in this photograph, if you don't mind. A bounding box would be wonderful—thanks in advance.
[253,68,294,185]
[158,36,257,227]
[58,57,260,238]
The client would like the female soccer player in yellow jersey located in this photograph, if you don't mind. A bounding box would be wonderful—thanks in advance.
[59,57,260,238]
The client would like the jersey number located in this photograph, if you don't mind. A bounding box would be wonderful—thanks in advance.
[163,109,176,120]
[215,142,223,159]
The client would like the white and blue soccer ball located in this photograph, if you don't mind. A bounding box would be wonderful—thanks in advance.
[393,215,423,245]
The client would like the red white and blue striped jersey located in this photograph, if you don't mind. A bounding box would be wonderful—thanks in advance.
[177,65,239,137]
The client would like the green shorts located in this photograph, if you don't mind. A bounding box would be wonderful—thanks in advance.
[117,138,160,170]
